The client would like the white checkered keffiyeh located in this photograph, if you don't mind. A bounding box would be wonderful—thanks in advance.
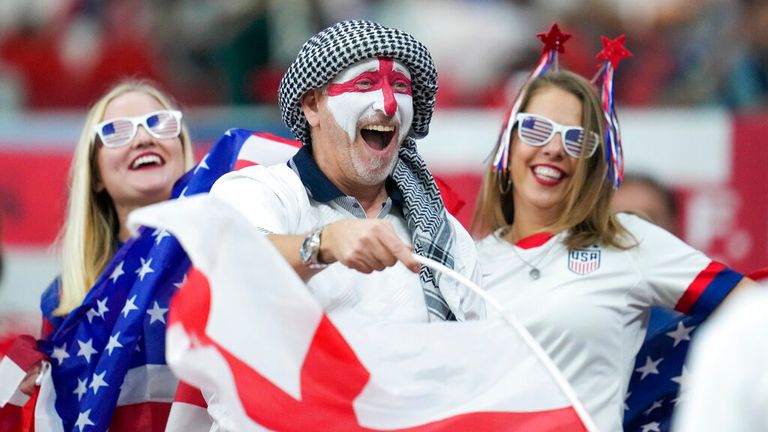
[278,20,456,321]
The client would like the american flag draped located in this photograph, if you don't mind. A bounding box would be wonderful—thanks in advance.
[623,265,742,432]
[33,129,300,432]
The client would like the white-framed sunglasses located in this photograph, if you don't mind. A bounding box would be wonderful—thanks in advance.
[94,110,183,148]
[515,113,600,158]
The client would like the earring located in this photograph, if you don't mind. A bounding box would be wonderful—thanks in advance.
[497,168,513,195]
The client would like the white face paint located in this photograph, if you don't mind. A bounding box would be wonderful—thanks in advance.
[325,57,414,145]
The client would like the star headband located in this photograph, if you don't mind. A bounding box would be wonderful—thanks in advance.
[491,23,632,190]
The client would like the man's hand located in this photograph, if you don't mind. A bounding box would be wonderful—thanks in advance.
[320,220,421,273]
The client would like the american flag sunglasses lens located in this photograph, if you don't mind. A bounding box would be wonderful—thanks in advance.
[564,130,600,157]
[145,112,180,138]
[99,120,135,147]
[519,117,554,146]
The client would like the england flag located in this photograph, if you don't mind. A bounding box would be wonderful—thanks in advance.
[130,195,598,432]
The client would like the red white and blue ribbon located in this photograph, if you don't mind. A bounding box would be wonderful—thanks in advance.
[492,23,571,173]
[594,35,632,190]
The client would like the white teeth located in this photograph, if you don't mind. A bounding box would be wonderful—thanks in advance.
[131,154,162,169]
[533,166,563,180]
[362,124,395,132]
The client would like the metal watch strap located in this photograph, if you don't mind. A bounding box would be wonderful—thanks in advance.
[300,227,327,269]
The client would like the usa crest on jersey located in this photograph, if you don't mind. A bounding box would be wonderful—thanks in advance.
[568,248,601,275]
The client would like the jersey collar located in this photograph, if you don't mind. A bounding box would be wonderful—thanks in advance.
[515,232,555,249]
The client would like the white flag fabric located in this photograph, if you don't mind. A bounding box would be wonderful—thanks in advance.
[130,195,597,432]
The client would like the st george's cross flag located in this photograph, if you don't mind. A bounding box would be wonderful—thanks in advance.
[0,129,300,432]
[130,195,598,432]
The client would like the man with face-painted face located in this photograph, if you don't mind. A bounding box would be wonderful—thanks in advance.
[211,20,485,324]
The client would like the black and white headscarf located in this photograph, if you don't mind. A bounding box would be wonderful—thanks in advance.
[278,20,456,321]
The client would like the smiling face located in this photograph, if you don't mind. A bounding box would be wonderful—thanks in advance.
[95,91,185,213]
[510,85,582,224]
[306,57,414,188]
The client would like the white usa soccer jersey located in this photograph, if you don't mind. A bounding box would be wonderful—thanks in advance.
[476,213,743,432]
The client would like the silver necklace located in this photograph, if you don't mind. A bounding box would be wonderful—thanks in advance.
[500,227,556,280]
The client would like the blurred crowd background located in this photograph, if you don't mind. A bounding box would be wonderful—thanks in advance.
[2,0,768,111]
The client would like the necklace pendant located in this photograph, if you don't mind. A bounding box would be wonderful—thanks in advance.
[529,268,540,280]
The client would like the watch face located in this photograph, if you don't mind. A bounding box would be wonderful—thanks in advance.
[300,235,313,264]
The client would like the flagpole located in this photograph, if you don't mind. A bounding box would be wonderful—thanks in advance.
[412,254,600,432]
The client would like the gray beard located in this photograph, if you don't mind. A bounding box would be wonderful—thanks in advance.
[349,146,399,186]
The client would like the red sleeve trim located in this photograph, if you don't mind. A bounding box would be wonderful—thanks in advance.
[675,261,725,314]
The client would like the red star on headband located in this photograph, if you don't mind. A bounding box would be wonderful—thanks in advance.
[537,23,572,54]
[596,35,632,68]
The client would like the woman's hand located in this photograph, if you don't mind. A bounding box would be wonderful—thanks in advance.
[19,360,43,395]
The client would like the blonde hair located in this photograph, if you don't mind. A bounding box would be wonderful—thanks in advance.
[471,70,631,250]
[55,79,194,315]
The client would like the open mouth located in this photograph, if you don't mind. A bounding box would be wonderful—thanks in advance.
[130,153,166,170]
[531,165,566,185]
[360,124,396,151]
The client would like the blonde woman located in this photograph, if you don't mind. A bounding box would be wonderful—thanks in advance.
[23,80,193,404]
[472,70,751,432]
[49,80,193,321]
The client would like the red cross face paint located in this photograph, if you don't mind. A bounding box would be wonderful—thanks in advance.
[326,57,414,149]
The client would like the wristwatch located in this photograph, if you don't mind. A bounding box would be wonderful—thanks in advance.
[299,227,327,269]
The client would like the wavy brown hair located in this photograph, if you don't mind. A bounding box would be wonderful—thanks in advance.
[471,70,631,250]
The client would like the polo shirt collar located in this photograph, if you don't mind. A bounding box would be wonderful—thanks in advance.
[289,145,404,207]
[289,145,344,202]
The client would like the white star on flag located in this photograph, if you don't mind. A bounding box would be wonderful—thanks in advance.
[666,321,694,347]
[89,370,109,394]
[105,332,123,355]
[643,399,663,416]
[73,377,87,401]
[109,261,125,283]
[86,308,100,323]
[76,338,98,363]
[96,297,109,318]
[152,228,172,245]
[173,274,188,289]
[671,366,689,386]
[640,421,661,432]
[624,391,631,411]
[178,186,189,199]
[75,409,95,432]
[121,295,139,317]
[194,154,210,174]
[147,301,168,325]
[136,257,155,281]
[51,343,70,365]
[635,356,663,380]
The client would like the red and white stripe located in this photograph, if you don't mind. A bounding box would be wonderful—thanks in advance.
[32,364,177,432]
[233,131,301,171]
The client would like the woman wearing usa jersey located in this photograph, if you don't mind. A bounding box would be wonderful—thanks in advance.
[472,69,750,432]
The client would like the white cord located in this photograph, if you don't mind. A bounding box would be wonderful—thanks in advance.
[412,253,600,432]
